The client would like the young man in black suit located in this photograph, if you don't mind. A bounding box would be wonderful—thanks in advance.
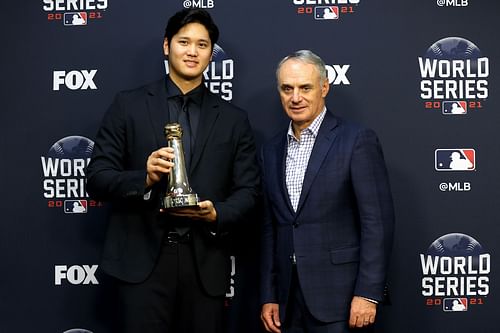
[86,8,260,333]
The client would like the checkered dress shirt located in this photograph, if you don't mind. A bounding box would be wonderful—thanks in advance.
[286,108,327,211]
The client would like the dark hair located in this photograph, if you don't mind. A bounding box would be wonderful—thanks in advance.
[164,8,219,48]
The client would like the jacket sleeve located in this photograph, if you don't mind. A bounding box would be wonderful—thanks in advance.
[259,147,278,304]
[212,115,260,233]
[350,128,395,302]
[86,93,153,202]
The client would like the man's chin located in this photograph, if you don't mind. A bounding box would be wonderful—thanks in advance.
[175,72,204,84]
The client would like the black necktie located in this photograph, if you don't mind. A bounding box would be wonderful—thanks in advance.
[178,95,192,171]
[175,95,192,236]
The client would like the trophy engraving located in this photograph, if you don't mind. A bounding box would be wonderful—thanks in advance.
[162,123,199,209]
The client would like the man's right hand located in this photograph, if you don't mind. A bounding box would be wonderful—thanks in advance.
[146,147,175,188]
[261,303,281,333]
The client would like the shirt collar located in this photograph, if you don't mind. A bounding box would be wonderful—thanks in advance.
[287,107,327,143]
[165,75,205,105]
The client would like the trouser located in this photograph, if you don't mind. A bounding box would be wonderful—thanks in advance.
[117,232,225,333]
[283,266,374,333]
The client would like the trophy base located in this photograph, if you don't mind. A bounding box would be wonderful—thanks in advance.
[163,193,199,209]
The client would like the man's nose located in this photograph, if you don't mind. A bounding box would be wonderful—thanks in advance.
[291,89,302,103]
[187,44,198,56]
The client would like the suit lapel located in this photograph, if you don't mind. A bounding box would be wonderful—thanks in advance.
[146,78,170,148]
[295,112,339,215]
[189,91,220,173]
[271,132,295,215]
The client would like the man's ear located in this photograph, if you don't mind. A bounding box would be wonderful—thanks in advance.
[163,38,169,57]
[321,78,330,98]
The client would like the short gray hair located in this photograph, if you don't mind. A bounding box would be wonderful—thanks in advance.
[276,50,327,85]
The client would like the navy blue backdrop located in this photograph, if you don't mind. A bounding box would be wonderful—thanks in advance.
[1,1,499,332]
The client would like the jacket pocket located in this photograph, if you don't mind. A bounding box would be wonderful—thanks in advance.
[330,246,360,264]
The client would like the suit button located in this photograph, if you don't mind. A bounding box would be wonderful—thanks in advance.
[293,222,299,228]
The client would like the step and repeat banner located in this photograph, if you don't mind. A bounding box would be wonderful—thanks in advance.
[1,1,499,332]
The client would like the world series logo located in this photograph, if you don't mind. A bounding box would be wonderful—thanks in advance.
[420,233,490,312]
[43,0,108,26]
[41,136,102,213]
[292,0,360,21]
[418,37,489,115]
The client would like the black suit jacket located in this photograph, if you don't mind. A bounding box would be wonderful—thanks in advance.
[86,77,260,296]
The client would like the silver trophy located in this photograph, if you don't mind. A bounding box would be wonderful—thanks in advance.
[162,123,199,209]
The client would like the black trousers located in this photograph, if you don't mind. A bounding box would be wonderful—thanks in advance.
[117,235,225,333]
[283,267,375,333]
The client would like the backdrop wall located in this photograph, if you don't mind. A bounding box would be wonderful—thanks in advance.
[1,1,499,332]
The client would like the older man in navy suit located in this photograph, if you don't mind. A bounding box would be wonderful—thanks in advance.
[260,50,394,333]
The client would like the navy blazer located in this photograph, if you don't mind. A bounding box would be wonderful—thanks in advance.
[86,78,260,296]
[260,110,394,323]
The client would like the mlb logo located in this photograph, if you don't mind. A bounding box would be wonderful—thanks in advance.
[442,101,467,115]
[443,298,468,312]
[64,200,88,214]
[435,149,475,171]
[315,6,339,20]
[64,12,88,26]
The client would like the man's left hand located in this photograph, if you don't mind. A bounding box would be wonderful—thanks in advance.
[348,296,376,328]
[167,200,217,223]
